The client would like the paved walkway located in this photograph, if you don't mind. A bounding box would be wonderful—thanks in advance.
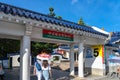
[4,68,120,80]
[4,67,106,80]
[2,61,110,80]
[3,67,71,80]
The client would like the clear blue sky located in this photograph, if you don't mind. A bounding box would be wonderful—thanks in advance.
[0,0,120,32]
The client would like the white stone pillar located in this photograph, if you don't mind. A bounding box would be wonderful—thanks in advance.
[20,24,32,80]
[69,44,75,75]
[20,39,23,80]
[78,42,84,77]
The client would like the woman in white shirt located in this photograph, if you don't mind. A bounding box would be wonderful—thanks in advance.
[42,60,52,80]
[33,59,42,80]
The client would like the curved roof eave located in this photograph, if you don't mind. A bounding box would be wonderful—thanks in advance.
[108,32,120,44]
[0,2,108,38]
[105,43,119,48]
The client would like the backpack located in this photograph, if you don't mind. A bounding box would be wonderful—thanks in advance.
[35,61,41,71]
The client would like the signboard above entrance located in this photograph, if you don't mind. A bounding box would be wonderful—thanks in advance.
[43,29,74,41]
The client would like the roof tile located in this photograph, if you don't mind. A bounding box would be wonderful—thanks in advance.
[0,2,108,37]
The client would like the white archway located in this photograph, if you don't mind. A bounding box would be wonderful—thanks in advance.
[0,2,109,80]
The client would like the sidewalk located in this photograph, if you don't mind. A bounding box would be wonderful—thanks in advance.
[4,67,106,80]
[3,66,71,80]
[3,61,107,80]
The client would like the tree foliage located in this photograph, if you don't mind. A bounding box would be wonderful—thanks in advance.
[0,39,20,57]
[57,16,62,19]
[0,38,58,57]
[48,7,56,17]
[101,27,105,31]
[31,41,58,56]
[48,7,62,19]
[78,17,85,25]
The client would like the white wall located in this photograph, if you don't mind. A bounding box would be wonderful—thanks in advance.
[0,21,24,36]
[84,45,105,75]
[11,55,20,67]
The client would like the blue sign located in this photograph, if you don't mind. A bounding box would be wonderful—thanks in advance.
[86,47,93,58]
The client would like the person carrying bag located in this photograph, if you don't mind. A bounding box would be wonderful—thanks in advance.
[34,59,42,80]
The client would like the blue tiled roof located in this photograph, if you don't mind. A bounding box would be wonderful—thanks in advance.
[105,32,120,48]
[105,43,119,48]
[111,32,120,37]
[0,2,108,37]
[108,32,120,44]
[59,45,78,50]
[113,50,120,53]
[109,37,120,44]
[60,44,119,49]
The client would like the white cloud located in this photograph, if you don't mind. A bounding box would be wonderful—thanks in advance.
[71,0,78,5]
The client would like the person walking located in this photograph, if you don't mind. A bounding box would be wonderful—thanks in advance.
[0,64,4,80]
[33,58,42,80]
[42,60,52,80]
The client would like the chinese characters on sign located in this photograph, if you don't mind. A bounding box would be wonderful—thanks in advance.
[43,29,74,41]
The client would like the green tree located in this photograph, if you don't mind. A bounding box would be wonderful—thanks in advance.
[48,7,56,17]
[101,27,105,31]
[48,7,62,19]
[31,41,58,56]
[0,39,58,57]
[0,39,20,57]
[78,17,85,25]
[57,16,62,19]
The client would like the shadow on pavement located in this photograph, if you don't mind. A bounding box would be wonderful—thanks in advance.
[3,66,71,80]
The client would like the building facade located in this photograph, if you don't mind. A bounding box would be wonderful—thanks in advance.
[0,2,109,80]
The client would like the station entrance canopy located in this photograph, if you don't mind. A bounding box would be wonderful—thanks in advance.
[0,2,108,41]
[0,2,109,80]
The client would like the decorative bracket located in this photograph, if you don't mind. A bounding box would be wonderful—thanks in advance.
[25,24,33,36]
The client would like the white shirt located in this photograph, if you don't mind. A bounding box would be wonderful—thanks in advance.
[42,65,51,71]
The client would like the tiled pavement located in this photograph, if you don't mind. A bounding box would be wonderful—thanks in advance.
[3,67,107,80]
[3,66,71,80]
[5,67,120,80]
[95,73,120,80]
[3,61,117,80]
